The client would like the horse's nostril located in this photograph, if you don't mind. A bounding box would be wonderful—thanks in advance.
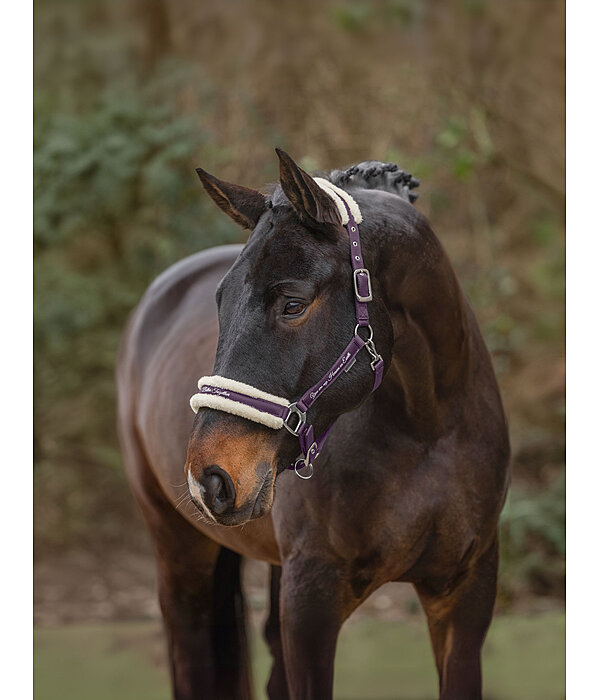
[201,467,236,515]
[206,474,228,509]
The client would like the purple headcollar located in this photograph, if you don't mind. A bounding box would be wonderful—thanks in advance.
[190,181,384,479]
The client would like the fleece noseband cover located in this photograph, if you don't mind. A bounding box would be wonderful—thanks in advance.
[190,375,289,430]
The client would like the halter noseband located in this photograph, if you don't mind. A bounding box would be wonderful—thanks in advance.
[190,180,384,479]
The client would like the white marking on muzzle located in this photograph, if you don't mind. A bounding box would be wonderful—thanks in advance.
[187,471,217,523]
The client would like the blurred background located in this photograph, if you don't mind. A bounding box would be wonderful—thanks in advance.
[34,1,565,698]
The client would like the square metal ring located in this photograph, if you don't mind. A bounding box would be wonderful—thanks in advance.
[283,403,306,436]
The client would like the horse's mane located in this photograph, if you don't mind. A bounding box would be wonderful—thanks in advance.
[268,160,419,208]
[326,161,419,204]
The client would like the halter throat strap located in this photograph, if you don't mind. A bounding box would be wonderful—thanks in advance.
[190,182,384,478]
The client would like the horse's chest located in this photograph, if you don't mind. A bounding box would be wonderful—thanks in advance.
[327,490,435,574]
[290,455,476,582]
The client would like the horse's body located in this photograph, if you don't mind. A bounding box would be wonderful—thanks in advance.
[117,152,509,700]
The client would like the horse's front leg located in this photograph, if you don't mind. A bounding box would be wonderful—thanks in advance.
[415,536,499,700]
[279,554,356,700]
[264,565,289,700]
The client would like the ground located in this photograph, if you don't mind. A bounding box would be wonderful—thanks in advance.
[34,547,565,700]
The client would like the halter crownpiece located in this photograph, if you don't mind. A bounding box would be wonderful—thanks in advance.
[190,181,384,478]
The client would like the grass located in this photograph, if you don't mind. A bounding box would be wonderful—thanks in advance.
[34,612,565,700]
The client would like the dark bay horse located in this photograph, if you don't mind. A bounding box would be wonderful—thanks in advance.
[117,149,510,700]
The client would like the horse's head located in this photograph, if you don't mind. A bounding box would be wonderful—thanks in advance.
[185,149,394,526]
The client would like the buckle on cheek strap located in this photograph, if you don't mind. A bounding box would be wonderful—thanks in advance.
[189,183,385,478]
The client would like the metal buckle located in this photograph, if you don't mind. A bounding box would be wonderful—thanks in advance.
[283,403,306,436]
[353,268,373,302]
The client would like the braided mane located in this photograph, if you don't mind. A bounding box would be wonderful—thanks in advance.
[327,161,420,204]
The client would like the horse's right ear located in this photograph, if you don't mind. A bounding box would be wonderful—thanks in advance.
[196,168,268,230]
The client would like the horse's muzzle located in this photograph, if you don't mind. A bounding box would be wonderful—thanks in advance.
[187,461,274,525]
[185,415,278,525]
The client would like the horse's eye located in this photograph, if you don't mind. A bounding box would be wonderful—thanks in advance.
[283,300,307,316]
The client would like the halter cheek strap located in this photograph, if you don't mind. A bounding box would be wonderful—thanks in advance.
[190,182,385,478]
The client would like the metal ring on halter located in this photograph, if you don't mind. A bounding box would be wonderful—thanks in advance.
[283,403,307,436]
[294,456,314,480]
[354,324,374,342]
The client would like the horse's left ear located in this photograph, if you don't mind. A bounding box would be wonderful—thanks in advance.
[276,148,341,238]
[196,167,268,230]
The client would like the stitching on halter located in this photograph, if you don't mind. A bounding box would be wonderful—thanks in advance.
[194,375,288,405]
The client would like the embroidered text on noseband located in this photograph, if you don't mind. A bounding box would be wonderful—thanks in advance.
[190,182,385,478]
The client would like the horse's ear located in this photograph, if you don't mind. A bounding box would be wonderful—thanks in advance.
[196,168,268,230]
[275,148,341,238]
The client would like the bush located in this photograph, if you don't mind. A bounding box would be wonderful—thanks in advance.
[499,472,565,600]
[34,81,241,547]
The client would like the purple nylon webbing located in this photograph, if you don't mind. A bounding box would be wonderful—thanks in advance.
[296,335,365,413]
[373,354,385,390]
[197,385,288,420]
[297,421,334,462]
[290,201,383,475]
[345,208,371,327]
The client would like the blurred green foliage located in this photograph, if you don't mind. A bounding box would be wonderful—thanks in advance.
[34,71,241,547]
[332,0,423,31]
[34,0,564,603]
[500,473,566,599]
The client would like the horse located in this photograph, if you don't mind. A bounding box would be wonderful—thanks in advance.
[116,148,510,700]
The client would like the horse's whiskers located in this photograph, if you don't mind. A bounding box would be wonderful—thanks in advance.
[174,491,191,511]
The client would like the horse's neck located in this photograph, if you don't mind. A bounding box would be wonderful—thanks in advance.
[372,208,472,437]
